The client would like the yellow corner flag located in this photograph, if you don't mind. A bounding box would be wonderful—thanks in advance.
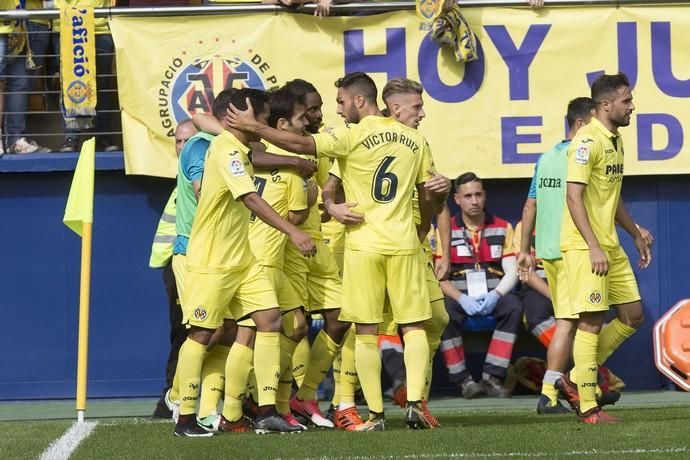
[63,137,96,422]
[64,138,96,236]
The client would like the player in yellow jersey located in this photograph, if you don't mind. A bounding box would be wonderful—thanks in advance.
[274,80,351,428]
[280,80,354,427]
[376,78,451,426]
[168,112,318,432]
[173,88,316,437]
[322,79,451,429]
[247,88,315,430]
[226,72,439,431]
[559,73,652,424]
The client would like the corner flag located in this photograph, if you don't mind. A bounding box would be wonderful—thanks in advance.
[63,138,96,236]
[62,137,96,422]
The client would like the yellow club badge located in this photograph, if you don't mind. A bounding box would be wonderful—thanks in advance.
[416,0,445,22]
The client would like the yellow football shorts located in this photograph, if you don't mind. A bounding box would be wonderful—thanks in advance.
[543,258,578,320]
[261,265,302,313]
[562,246,641,315]
[183,263,278,329]
[172,254,188,308]
[322,220,345,274]
[284,239,341,313]
[341,249,430,325]
[378,249,447,335]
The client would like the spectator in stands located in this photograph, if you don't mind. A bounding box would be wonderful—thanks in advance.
[514,220,557,349]
[262,0,341,17]
[150,119,198,419]
[4,14,51,154]
[26,0,58,76]
[439,172,521,399]
[127,0,191,6]
[0,0,11,155]
[55,0,121,153]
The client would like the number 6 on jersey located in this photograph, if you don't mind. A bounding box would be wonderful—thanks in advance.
[372,156,398,203]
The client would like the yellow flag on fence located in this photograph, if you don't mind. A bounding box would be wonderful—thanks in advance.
[60,6,97,129]
[64,138,96,236]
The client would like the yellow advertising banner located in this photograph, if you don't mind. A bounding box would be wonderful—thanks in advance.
[111,6,690,179]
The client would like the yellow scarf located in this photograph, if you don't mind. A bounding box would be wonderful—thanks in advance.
[431,5,478,63]
[60,7,97,129]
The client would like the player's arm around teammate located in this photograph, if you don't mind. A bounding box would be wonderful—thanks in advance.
[174,89,315,437]
[192,112,317,179]
[322,172,364,225]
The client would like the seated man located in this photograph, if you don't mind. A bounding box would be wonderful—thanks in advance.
[514,220,557,349]
[439,172,522,399]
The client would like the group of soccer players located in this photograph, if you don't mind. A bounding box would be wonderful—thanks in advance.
[167,72,451,436]
[164,68,652,437]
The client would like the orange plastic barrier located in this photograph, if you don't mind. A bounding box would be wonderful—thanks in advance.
[653,299,690,391]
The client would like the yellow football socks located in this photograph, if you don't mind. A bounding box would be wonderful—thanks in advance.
[198,344,230,418]
[424,333,442,400]
[297,330,340,401]
[254,331,281,407]
[570,318,637,385]
[292,337,310,388]
[177,339,207,416]
[222,342,253,422]
[541,370,562,404]
[169,371,180,403]
[355,334,384,414]
[573,329,599,413]
[338,329,357,408]
[277,334,299,414]
[403,329,429,402]
[331,350,342,407]
[597,318,636,365]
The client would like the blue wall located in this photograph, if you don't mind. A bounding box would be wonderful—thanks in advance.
[0,154,687,400]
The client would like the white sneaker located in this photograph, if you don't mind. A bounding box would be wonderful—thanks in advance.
[164,388,180,423]
[8,137,50,154]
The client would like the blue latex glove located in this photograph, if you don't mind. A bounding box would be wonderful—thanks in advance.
[310,316,325,331]
[458,294,482,316]
[477,290,501,315]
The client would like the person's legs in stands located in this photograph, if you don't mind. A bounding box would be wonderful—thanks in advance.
[0,35,7,153]
[5,54,39,153]
[93,33,119,151]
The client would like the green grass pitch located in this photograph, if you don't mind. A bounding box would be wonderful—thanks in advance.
[3,394,690,459]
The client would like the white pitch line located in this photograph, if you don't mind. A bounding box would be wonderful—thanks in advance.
[39,421,97,460]
[296,446,689,460]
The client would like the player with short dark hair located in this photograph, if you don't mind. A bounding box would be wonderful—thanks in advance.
[518,97,596,415]
[173,87,316,437]
[439,173,522,400]
[274,81,351,429]
[558,73,652,424]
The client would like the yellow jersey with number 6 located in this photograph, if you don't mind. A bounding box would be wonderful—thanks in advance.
[313,115,434,255]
